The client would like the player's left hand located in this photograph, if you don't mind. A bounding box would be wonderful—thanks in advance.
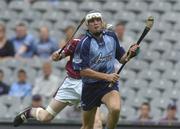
[126,44,140,61]
[52,50,61,61]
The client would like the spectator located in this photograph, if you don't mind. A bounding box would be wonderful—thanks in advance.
[0,69,9,96]
[32,62,59,97]
[115,21,134,50]
[59,25,75,48]
[160,102,178,123]
[0,22,15,58]
[34,26,58,58]
[136,102,152,122]
[11,22,35,58]
[31,94,43,108]
[9,69,32,97]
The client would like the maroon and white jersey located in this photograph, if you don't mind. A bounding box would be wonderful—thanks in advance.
[63,38,81,79]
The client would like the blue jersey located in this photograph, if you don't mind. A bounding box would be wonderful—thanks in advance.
[11,34,35,58]
[34,38,58,58]
[73,30,125,84]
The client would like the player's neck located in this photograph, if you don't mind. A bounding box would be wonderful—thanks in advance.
[93,33,103,41]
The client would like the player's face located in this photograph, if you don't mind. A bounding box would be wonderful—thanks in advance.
[87,18,103,34]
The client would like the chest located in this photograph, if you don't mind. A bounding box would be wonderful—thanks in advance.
[37,43,52,52]
[89,37,115,64]
[16,84,28,91]
[14,40,24,50]
[89,36,115,58]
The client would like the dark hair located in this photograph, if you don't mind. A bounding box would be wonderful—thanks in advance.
[18,69,26,75]
[167,102,177,110]
[16,22,27,27]
[32,94,42,101]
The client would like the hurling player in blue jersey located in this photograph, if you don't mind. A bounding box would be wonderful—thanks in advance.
[73,11,139,129]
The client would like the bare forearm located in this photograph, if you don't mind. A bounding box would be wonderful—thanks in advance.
[119,52,128,64]
[119,43,140,63]
[80,68,109,80]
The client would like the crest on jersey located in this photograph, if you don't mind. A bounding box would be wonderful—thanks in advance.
[91,52,113,64]
[73,54,82,64]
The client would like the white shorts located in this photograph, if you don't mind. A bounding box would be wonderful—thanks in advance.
[54,76,82,105]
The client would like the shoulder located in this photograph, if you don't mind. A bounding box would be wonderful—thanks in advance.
[49,37,57,43]
[5,40,13,46]
[6,39,12,43]
[11,82,18,87]
[103,30,117,38]
[25,34,35,41]
[80,35,90,43]
[26,83,32,87]
[104,30,120,45]
[10,37,16,42]
[1,82,9,87]
[78,35,91,48]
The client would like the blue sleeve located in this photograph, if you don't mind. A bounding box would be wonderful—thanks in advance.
[23,35,36,57]
[24,35,34,47]
[8,83,16,96]
[112,32,126,60]
[73,37,90,71]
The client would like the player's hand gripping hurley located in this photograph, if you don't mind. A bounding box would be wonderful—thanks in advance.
[109,16,154,87]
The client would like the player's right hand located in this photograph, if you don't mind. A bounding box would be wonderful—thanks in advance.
[51,50,61,61]
[127,44,140,60]
[106,73,120,83]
